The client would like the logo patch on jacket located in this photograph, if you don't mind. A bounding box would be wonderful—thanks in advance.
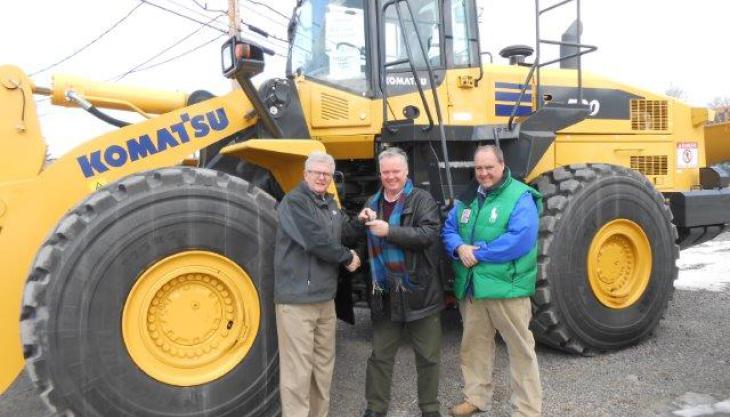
[460,208,472,224]
[489,207,498,223]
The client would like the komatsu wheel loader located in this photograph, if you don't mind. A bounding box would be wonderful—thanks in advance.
[2,0,730,416]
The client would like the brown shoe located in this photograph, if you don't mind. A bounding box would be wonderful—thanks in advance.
[449,401,481,417]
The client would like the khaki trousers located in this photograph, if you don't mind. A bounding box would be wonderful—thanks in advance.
[276,301,336,417]
[459,297,542,417]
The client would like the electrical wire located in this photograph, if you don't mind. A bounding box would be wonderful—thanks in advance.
[39,32,227,122]
[38,1,290,117]
[190,0,227,15]
[110,15,224,80]
[240,6,290,33]
[162,0,226,19]
[242,0,290,21]
[139,0,228,33]
[241,20,288,45]
[30,3,143,76]
[124,34,227,73]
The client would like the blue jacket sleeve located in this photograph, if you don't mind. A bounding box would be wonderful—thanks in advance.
[473,192,539,263]
[441,203,464,260]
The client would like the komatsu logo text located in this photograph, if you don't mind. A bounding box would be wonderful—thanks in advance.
[76,108,229,178]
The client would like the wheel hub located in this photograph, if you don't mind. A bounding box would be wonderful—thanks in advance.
[123,251,260,386]
[587,219,652,309]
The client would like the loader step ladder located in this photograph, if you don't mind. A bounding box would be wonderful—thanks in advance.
[508,0,598,130]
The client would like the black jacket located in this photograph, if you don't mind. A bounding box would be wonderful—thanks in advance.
[275,182,353,304]
[349,186,445,322]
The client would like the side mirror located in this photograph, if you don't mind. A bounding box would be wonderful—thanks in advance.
[221,36,273,79]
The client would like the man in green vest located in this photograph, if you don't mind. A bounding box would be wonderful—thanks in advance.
[442,145,543,417]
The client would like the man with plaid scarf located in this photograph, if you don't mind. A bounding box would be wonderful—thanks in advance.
[354,147,445,417]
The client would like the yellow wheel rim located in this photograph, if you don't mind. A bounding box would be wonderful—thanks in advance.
[122,251,260,386]
[587,219,652,309]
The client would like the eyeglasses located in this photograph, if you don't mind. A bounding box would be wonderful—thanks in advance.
[306,170,333,179]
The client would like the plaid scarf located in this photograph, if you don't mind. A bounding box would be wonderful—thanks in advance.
[367,179,414,294]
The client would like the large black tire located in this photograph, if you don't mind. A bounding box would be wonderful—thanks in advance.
[531,164,679,353]
[20,167,280,417]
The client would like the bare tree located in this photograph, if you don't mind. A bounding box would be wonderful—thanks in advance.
[707,96,730,109]
[665,85,688,101]
[708,96,730,122]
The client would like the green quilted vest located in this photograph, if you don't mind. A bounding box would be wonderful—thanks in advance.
[452,175,542,300]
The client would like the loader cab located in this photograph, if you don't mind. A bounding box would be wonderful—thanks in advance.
[286,0,482,98]
[288,0,373,96]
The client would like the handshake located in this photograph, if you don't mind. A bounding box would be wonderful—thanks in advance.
[346,249,361,272]
[344,208,384,273]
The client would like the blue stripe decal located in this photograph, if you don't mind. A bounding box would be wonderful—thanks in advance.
[495,92,533,102]
[494,82,532,91]
[495,104,532,117]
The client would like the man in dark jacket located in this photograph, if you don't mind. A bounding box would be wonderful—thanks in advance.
[355,147,444,417]
[275,151,361,417]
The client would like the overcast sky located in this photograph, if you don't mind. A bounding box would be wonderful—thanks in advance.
[2,0,728,157]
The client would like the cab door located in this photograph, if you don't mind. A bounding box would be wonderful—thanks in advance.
[443,0,488,126]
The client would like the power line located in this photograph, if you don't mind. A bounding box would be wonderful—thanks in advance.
[241,20,288,45]
[129,34,228,73]
[161,0,226,20]
[190,0,227,15]
[30,3,143,76]
[111,15,224,81]
[139,0,228,33]
[242,0,290,21]
[39,33,227,122]
[240,4,290,32]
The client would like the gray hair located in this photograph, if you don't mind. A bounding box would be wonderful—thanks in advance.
[305,151,336,172]
[378,147,408,166]
[474,145,504,163]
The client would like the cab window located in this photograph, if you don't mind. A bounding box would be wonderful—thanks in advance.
[290,0,369,94]
[383,0,442,71]
[450,0,477,67]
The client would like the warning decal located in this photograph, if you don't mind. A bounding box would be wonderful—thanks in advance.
[677,142,698,169]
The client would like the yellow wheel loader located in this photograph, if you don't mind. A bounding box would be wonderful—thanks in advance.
[2,0,730,415]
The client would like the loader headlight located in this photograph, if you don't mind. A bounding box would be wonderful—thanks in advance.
[221,37,236,78]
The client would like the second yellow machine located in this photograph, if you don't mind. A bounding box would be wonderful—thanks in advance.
[2,0,730,416]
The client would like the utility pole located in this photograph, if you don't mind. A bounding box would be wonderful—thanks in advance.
[228,0,241,89]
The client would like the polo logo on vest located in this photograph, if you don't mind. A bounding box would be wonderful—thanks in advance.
[489,207,498,223]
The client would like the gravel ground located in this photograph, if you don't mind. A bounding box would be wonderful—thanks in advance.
[329,287,730,417]
[2,286,729,417]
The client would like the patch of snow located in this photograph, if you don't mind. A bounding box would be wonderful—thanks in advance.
[714,400,730,413]
[675,239,730,292]
[673,404,716,417]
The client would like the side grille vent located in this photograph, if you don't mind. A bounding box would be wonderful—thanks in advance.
[630,155,668,176]
[321,93,349,120]
[631,99,668,130]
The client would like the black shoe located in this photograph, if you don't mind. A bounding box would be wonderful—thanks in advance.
[363,410,386,417]
[422,413,442,417]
